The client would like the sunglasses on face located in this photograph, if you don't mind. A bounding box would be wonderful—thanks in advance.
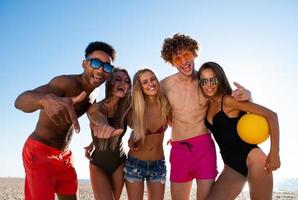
[86,58,114,73]
[199,77,219,86]
[172,51,193,66]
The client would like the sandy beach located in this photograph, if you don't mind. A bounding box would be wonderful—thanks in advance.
[0,177,297,200]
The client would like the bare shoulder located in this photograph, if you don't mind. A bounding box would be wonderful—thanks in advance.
[160,73,179,91]
[223,94,244,110]
[223,95,238,104]
[50,74,78,88]
[49,74,82,95]
[88,101,107,115]
[223,95,235,102]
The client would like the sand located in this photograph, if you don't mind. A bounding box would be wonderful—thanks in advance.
[0,177,297,200]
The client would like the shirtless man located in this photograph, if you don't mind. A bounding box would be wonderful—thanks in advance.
[160,33,250,200]
[15,41,116,200]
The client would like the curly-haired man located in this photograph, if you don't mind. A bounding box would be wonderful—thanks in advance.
[161,33,250,200]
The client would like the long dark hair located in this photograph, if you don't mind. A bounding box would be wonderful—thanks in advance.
[198,62,232,96]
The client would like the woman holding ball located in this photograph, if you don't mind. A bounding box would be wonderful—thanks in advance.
[198,62,280,200]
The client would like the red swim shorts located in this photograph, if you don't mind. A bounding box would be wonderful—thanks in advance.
[170,133,218,182]
[22,137,78,200]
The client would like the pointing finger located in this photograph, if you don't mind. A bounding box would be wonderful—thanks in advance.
[67,107,80,133]
[233,82,244,89]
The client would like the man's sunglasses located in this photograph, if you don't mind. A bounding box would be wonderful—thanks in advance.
[86,58,114,73]
[199,77,218,86]
[172,51,193,66]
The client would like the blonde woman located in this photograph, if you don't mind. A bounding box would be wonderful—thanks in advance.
[124,68,171,200]
[86,68,131,200]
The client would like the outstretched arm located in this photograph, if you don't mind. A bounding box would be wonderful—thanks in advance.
[14,76,86,133]
[87,103,123,139]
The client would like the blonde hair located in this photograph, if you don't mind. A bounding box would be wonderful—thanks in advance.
[130,68,171,142]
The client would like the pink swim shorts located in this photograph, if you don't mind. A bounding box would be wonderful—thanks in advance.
[170,133,218,182]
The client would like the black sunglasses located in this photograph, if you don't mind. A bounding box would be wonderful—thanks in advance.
[86,58,114,73]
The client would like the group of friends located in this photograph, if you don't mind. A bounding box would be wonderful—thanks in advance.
[15,33,280,200]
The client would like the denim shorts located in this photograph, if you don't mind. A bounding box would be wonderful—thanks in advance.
[124,155,166,183]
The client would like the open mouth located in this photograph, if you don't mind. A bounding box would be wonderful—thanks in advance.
[93,75,104,82]
[116,86,127,94]
[181,63,191,72]
[147,86,156,91]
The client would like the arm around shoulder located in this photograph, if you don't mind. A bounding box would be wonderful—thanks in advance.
[226,95,280,170]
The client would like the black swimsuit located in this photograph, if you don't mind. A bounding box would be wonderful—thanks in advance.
[90,117,127,176]
[205,97,258,177]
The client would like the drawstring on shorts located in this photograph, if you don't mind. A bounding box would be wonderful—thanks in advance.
[180,141,193,152]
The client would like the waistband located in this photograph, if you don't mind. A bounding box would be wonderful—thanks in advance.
[25,136,69,156]
[127,154,165,167]
[170,133,211,146]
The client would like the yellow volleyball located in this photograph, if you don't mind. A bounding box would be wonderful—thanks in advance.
[237,113,269,144]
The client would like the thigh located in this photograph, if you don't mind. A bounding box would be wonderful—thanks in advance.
[170,145,192,182]
[111,163,125,200]
[24,171,56,200]
[57,194,78,200]
[125,180,144,200]
[56,163,78,196]
[170,181,193,200]
[147,159,166,184]
[196,179,215,200]
[89,164,114,200]
[123,156,144,183]
[247,148,273,200]
[192,136,218,180]
[147,181,165,200]
[206,165,245,200]
[23,148,56,200]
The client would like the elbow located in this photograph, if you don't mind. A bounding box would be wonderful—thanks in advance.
[14,94,31,113]
[272,111,278,120]
[14,96,22,110]
[267,111,278,122]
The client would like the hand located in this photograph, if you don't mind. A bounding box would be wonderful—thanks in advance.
[41,91,86,133]
[128,137,140,151]
[90,122,123,139]
[232,82,251,101]
[264,151,281,173]
[84,142,95,161]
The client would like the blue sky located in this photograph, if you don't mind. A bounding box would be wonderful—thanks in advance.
[1,0,297,181]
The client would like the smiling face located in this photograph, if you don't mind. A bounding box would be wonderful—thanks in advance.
[83,50,113,88]
[110,71,131,98]
[139,71,159,97]
[199,68,219,98]
[171,49,196,76]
